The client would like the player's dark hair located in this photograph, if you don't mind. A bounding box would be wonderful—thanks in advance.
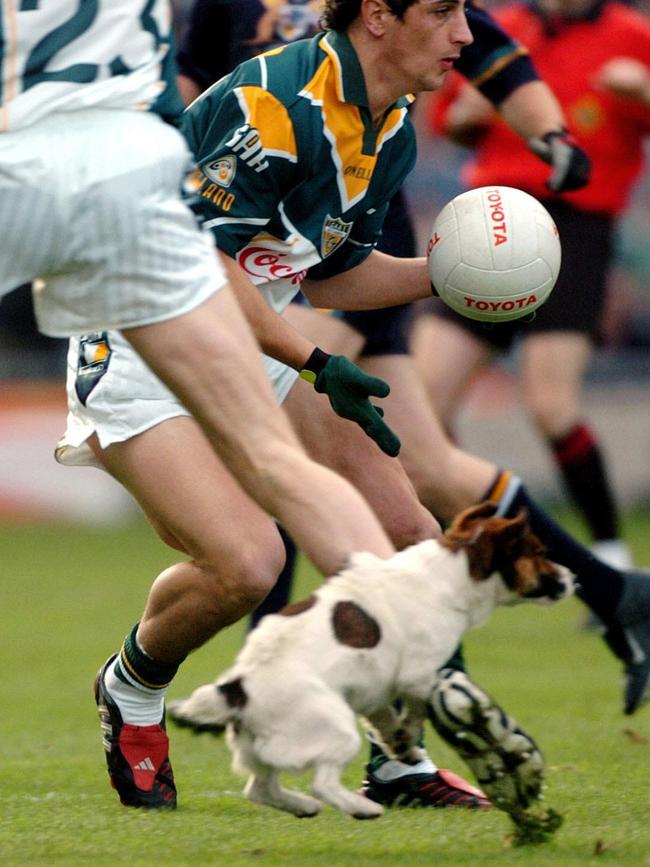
[321,0,420,31]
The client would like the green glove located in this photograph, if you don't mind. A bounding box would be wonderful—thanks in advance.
[299,348,401,457]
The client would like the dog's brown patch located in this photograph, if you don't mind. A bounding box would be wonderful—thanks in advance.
[332,600,381,648]
[219,677,248,709]
[279,595,317,617]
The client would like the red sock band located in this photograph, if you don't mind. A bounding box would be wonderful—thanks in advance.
[551,423,595,466]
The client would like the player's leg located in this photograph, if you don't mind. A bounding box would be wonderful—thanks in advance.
[521,201,631,568]
[96,419,288,658]
[361,351,497,519]
[123,286,395,575]
[281,302,439,544]
[284,374,439,547]
[248,525,296,629]
[409,307,495,434]
[520,329,631,569]
[88,413,287,810]
[266,305,494,807]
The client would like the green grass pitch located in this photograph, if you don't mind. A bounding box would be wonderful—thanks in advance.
[2,507,650,866]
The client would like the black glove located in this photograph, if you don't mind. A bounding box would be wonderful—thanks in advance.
[300,348,401,457]
[528,129,591,193]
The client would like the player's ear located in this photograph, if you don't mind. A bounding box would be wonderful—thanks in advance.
[361,0,393,36]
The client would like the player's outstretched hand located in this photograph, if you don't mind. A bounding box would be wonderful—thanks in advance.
[528,129,591,193]
[301,350,400,457]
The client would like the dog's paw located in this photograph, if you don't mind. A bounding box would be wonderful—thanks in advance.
[291,797,323,819]
[245,777,322,817]
[352,800,384,820]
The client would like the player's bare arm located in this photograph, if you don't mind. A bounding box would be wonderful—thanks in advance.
[221,251,402,457]
[219,252,317,370]
[302,250,431,311]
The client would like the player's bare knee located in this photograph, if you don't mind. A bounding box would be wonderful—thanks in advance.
[199,538,285,616]
[233,554,284,612]
[525,390,576,437]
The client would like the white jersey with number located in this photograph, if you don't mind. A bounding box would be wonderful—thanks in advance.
[0,0,178,131]
[0,1,224,336]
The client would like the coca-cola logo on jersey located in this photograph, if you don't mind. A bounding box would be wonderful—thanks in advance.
[238,247,305,284]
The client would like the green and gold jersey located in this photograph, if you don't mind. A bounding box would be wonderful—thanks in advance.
[182,30,416,313]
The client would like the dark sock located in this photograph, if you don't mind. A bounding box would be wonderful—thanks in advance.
[368,737,391,771]
[249,525,296,630]
[366,713,427,772]
[114,623,183,690]
[484,470,624,622]
[550,423,620,541]
[441,643,466,672]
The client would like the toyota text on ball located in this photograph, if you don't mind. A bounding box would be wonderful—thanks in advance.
[486,189,508,247]
[463,295,538,312]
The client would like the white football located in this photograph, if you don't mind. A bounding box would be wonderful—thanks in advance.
[428,186,561,322]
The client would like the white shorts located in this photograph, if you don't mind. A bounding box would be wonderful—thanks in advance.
[0,109,225,336]
[56,331,299,467]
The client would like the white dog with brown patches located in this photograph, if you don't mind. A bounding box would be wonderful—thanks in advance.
[171,504,573,820]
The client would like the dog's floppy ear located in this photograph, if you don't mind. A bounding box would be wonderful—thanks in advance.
[442,502,497,579]
[493,507,529,543]
[448,502,498,534]
[442,503,531,581]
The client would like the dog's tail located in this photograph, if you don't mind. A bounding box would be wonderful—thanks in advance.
[168,676,246,732]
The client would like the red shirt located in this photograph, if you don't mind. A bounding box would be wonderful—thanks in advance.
[429,1,650,214]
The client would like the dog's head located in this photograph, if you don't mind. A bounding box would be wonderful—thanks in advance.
[440,502,574,603]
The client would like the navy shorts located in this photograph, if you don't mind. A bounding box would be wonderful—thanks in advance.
[338,188,417,357]
[425,199,614,351]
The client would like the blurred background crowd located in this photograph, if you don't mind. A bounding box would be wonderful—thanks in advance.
[1,0,648,527]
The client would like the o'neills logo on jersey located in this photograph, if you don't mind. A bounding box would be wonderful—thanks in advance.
[485,189,508,247]
[238,246,306,284]
[463,295,538,313]
[204,155,237,188]
[321,215,352,258]
[344,165,372,181]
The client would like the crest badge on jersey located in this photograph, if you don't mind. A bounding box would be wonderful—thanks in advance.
[75,333,112,406]
[204,155,237,188]
[321,215,352,258]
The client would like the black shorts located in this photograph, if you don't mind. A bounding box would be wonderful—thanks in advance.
[339,188,417,357]
[426,199,614,351]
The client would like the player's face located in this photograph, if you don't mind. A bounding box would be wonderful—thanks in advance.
[388,0,473,93]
